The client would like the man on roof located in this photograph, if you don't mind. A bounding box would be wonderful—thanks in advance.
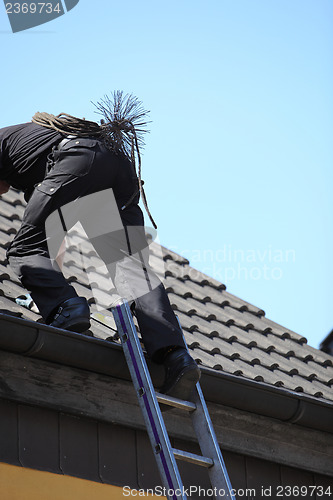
[0,91,200,400]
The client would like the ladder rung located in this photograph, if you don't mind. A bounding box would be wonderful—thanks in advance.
[156,392,197,411]
[172,448,214,468]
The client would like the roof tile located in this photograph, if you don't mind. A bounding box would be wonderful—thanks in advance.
[193,347,288,386]
[229,326,276,351]
[193,319,238,342]
[253,315,308,344]
[217,290,265,316]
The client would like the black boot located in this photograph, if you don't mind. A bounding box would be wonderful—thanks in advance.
[49,297,90,333]
[160,347,201,401]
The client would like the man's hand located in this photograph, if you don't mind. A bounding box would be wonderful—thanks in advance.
[0,180,10,195]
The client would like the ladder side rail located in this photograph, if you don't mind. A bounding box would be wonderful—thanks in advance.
[175,316,236,500]
[112,301,187,500]
[191,382,236,500]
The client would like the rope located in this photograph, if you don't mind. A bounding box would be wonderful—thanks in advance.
[32,112,103,137]
[129,123,157,229]
[31,110,157,229]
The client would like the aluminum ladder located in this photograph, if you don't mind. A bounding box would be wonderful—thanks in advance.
[111,299,236,500]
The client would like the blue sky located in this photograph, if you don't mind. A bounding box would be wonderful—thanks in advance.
[1,0,332,348]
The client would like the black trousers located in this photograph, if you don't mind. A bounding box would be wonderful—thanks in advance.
[7,138,185,361]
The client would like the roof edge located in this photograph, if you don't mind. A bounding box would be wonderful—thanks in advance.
[199,366,333,433]
[0,313,332,434]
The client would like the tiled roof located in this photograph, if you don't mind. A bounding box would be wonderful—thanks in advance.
[1,190,333,404]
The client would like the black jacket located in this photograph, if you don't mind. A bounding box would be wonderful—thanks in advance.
[0,122,62,193]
